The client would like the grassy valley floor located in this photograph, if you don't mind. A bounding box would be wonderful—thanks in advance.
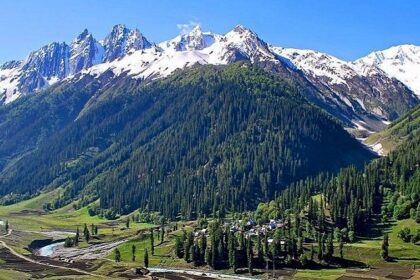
[0,191,419,279]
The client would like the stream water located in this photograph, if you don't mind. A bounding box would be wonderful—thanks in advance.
[37,241,65,257]
[149,267,261,280]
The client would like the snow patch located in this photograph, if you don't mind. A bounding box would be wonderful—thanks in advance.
[356,44,420,96]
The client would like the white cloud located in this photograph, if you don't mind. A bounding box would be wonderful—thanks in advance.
[176,20,201,35]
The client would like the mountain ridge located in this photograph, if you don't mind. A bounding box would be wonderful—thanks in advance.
[0,24,418,133]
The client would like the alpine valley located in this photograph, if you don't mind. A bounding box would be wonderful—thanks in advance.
[0,24,419,280]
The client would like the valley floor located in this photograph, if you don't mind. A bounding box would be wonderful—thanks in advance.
[0,191,419,280]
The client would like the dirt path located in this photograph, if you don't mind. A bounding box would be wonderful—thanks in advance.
[0,229,106,278]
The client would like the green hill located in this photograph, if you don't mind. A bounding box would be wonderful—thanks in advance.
[0,64,374,218]
[365,104,420,154]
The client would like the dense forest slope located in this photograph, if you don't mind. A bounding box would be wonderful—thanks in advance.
[0,64,374,218]
[257,109,420,234]
[365,104,420,155]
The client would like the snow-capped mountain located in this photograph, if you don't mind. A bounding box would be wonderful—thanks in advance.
[0,24,418,134]
[271,47,418,132]
[0,24,151,103]
[356,44,420,97]
[83,25,279,80]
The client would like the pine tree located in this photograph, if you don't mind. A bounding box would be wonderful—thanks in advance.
[232,246,238,273]
[175,236,184,258]
[5,220,9,232]
[200,234,207,263]
[264,234,269,257]
[161,227,165,243]
[83,224,90,243]
[144,248,149,267]
[291,238,298,260]
[339,238,344,259]
[228,232,235,268]
[247,238,253,275]
[310,244,315,261]
[297,237,303,255]
[205,244,212,266]
[184,232,193,262]
[126,218,130,229]
[256,234,264,264]
[192,242,200,266]
[317,233,323,261]
[381,233,389,261]
[150,229,155,255]
[74,227,79,246]
[132,244,136,261]
[326,233,334,260]
[115,248,121,262]
[210,233,217,268]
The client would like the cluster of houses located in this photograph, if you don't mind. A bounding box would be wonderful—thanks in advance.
[194,218,287,245]
[231,218,286,236]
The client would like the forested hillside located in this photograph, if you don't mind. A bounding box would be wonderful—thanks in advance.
[256,116,420,235]
[365,104,420,154]
[0,75,101,171]
[0,64,373,218]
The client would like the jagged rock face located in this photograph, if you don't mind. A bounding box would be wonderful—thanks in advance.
[102,24,151,62]
[0,60,22,70]
[360,71,418,120]
[18,70,47,93]
[0,25,149,101]
[69,29,104,74]
[22,42,69,79]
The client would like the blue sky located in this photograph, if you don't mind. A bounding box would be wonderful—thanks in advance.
[1,0,419,63]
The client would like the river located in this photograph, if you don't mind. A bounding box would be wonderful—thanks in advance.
[149,267,261,280]
[37,241,65,257]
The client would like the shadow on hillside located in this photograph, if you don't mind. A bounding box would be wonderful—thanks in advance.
[389,256,420,262]
[330,257,367,268]
[360,216,396,240]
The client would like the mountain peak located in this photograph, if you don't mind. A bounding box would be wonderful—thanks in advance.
[190,25,202,34]
[75,28,90,41]
[226,24,262,44]
[69,28,102,74]
[103,24,151,62]
[111,23,127,33]
[160,25,216,51]
[233,24,251,33]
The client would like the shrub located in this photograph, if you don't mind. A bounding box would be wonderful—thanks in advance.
[397,227,412,242]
